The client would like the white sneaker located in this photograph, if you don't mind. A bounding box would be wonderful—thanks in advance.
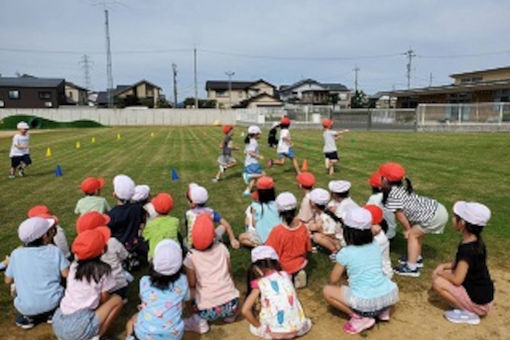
[183,314,209,334]
[293,270,307,289]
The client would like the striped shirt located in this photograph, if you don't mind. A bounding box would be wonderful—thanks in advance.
[384,186,438,225]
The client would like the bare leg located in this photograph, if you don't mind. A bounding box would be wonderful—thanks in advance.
[95,295,123,336]
[432,275,463,309]
[292,158,301,174]
[313,233,339,253]
[239,232,258,248]
[323,285,353,316]
[273,157,285,166]
[125,313,138,336]
[407,226,425,265]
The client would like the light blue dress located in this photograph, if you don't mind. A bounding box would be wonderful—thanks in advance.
[251,201,282,243]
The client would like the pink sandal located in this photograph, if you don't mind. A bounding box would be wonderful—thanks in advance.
[377,308,391,321]
[343,314,376,334]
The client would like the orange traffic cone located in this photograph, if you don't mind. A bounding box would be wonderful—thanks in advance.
[301,159,308,172]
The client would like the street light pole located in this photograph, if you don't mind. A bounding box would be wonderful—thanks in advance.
[225,71,235,108]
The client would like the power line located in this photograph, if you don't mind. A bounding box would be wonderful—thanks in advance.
[172,63,178,106]
[225,71,235,108]
[79,54,93,90]
[193,48,198,108]
[104,8,114,107]
[405,49,416,89]
[353,66,360,92]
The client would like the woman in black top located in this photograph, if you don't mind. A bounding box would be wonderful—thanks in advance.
[432,201,494,325]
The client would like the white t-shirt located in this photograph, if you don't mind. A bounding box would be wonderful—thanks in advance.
[277,129,291,154]
[10,133,30,157]
[374,231,393,278]
[323,130,337,153]
[244,139,259,166]
[329,197,359,219]
[367,193,397,239]
[101,238,129,291]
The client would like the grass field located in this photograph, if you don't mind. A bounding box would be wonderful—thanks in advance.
[1,127,509,340]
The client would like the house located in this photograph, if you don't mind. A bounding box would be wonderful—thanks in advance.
[65,82,89,106]
[389,66,510,108]
[279,79,351,108]
[0,76,66,108]
[96,80,162,108]
[368,92,397,109]
[205,79,282,109]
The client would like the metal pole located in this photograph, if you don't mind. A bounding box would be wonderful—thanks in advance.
[225,71,235,108]
[194,48,198,109]
[172,63,178,107]
[353,66,360,92]
[104,9,114,108]
[499,102,504,125]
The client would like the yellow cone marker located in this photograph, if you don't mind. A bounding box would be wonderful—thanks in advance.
[91,136,96,143]
[45,147,52,157]
[76,141,81,149]
[150,132,154,137]
[117,133,121,140]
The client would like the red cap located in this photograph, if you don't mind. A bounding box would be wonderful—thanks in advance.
[80,177,106,194]
[363,205,384,225]
[222,125,233,134]
[72,227,111,260]
[152,192,174,214]
[296,172,316,187]
[76,211,111,233]
[378,162,406,182]
[27,205,59,224]
[280,117,291,125]
[368,172,382,188]
[322,118,334,128]
[192,214,215,250]
[257,176,274,190]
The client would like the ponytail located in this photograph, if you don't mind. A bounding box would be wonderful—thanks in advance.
[404,177,413,194]
[244,133,253,144]
[324,208,342,223]
[465,222,486,259]
[279,209,296,226]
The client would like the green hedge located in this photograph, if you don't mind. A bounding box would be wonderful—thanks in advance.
[0,115,104,130]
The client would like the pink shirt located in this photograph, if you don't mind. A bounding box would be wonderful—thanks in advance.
[59,262,116,315]
[183,243,239,310]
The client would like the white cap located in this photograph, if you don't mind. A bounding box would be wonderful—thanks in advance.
[248,125,262,135]
[132,185,150,202]
[188,183,208,204]
[275,192,297,211]
[453,201,491,227]
[113,174,135,201]
[18,217,55,243]
[343,207,372,230]
[251,245,279,263]
[153,239,182,275]
[17,121,30,130]
[309,188,330,206]
[328,180,351,193]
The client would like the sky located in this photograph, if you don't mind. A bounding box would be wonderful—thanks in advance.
[1,0,509,100]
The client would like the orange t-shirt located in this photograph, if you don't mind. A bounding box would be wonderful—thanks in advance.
[265,223,311,274]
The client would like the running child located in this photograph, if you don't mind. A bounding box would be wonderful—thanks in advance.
[323,207,399,335]
[327,180,359,218]
[9,121,31,179]
[242,245,312,339]
[27,205,71,259]
[379,162,448,277]
[268,117,300,174]
[243,125,265,196]
[75,177,111,215]
[364,204,393,278]
[52,227,123,340]
[126,239,189,340]
[213,125,239,182]
[266,192,312,289]
[367,172,396,239]
[267,121,280,148]
[296,172,316,230]
[183,214,240,334]
[432,201,494,325]
[322,118,348,176]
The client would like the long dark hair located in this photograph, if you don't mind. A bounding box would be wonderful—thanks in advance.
[25,227,56,247]
[75,257,112,284]
[332,190,350,199]
[257,188,276,217]
[343,225,373,246]
[246,258,282,297]
[244,133,257,144]
[279,209,296,225]
[454,217,486,265]
[382,178,413,204]
[148,263,184,290]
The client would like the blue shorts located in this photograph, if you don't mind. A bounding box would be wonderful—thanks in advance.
[52,308,99,340]
[244,163,263,175]
[278,147,295,159]
[194,297,240,322]
[11,154,32,168]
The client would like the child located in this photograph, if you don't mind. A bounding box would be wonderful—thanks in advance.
[183,214,240,334]
[379,162,448,277]
[5,217,70,329]
[364,204,393,278]
[267,121,280,148]
[9,121,31,179]
[268,117,301,174]
[323,207,399,335]
[213,125,239,182]
[242,245,312,339]
[243,125,265,196]
[75,177,111,215]
[296,172,316,230]
[142,192,179,260]
[327,180,359,218]
[322,118,348,176]
[133,184,158,222]
[27,205,71,259]
[239,176,281,247]
[126,239,189,340]
[366,172,397,239]
[432,201,494,325]
[52,227,123,340]
[76,211,130,299]
[266,192,312,289]
[185,182,240,249]
[308,188,344,261]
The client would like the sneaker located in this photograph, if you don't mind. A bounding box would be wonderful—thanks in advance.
[444,309,480,325]
[311,246,318,254]
[394,263,420,277]
[329,252,338,262]
[18,168,25,177]
[343,314,376,334]
[183,314,210,334]
[212,178,219,183]
[15,315,35,330]
[242,172,251,184]
[242,190,251,197]
[46,313,53,324]
[267,159,273,168]
[293,270,307,289]
[398,255,424,268]
[8,174,15,179]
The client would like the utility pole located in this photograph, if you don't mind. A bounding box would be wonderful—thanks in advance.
[353,66,360,93]
[225,71,235,108]
[429,72,433,87]
[104,9,114,108]
[405,48,416,90]
[194,48,198,109]
[172,63,178,107]
[79,55,93,90]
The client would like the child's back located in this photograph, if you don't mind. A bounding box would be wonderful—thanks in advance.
[367,192,396,239]
[107,202,143,250]
[266,222,311,275]
[250,201,281,243]
[185,207,220,245]
[75,195,110,215]
[143,215,179,259]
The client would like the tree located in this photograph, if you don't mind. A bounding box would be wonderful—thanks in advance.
[183,97,217,108]
[350,90,368,108]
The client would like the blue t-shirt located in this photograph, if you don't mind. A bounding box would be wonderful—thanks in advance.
[134,274,189,340]
[251,201,282,243]
[6,245,69,316]
[336,242,397,300]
